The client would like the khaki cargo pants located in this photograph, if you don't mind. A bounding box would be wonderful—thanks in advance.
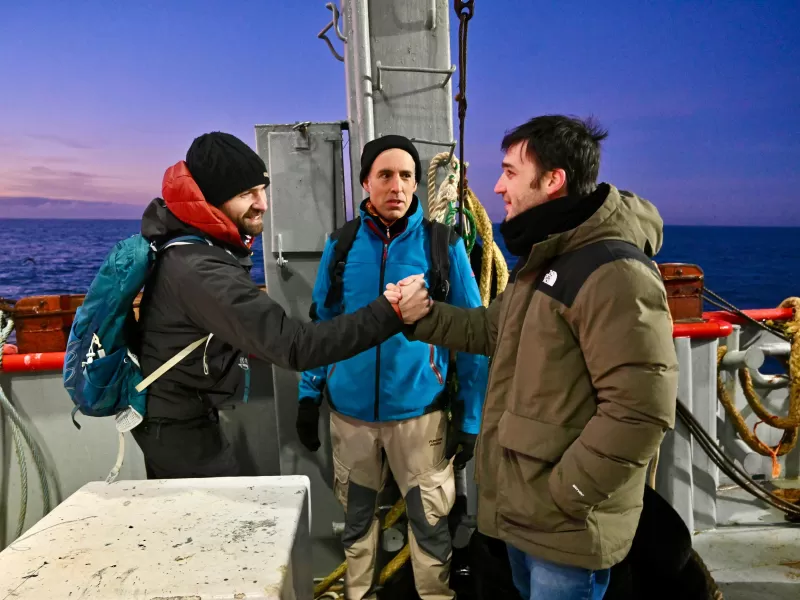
[330,410,456,600]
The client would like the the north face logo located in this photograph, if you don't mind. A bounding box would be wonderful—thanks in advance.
[543,270,558,286]
[238,356,250,371]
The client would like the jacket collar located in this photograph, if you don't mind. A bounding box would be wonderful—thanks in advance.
[358,195,423,239]
[515,184,620,277]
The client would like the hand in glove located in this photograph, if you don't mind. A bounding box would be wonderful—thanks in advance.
[446,430,477,470]
[296,398,321,452]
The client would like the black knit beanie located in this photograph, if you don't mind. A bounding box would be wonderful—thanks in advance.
[185,132,270,207]
[359,134,421,184]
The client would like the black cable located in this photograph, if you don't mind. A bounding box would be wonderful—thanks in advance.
[676,400,800,518]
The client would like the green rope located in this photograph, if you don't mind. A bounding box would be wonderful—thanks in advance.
[444,202,477,254]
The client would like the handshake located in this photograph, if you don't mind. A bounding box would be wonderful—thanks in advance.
[384,274,432,324]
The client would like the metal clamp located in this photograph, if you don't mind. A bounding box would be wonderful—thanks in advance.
[374,61,456,92]
[276,233,288,269]
[318,2,346,62]
[408,137,456,163]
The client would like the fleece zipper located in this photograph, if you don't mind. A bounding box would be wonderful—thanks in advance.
[366,220,393,421]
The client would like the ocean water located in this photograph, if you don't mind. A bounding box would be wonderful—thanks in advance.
[0,219,798,312]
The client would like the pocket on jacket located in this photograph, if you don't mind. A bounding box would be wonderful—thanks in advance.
[417,458,456,527]
[495,411,587,534]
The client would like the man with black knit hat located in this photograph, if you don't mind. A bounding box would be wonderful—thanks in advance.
[296,134,488,600]
[131,131,417,479]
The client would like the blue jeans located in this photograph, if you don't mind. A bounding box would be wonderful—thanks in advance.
[506,544,611,600]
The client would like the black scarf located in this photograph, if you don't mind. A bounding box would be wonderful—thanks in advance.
[499,183,609,258]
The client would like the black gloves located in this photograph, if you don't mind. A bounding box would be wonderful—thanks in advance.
[296,398,321,452]
[446,430,477,470]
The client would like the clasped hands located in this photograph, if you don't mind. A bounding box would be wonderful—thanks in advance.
[384,274,432,324]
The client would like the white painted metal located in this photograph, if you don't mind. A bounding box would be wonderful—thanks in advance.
[0,476,312,599]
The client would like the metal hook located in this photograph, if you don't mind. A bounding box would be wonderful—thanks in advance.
[318,2,346,62]
[326,3,347,42]
[276,233,288,269]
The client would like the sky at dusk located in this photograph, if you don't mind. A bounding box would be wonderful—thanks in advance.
[1,1,798,225]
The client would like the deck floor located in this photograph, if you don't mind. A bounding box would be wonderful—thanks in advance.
[693,484,800,600]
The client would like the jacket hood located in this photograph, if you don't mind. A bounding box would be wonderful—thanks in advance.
[565,184,664,257]
[141,160,252,253]
[519,184,664,273]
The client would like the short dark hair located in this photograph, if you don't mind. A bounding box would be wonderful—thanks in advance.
[501,115,608,197]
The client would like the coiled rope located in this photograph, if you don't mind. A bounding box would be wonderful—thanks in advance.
[427,151,509,307]
[715,297,800,477]
[0,310,53,540]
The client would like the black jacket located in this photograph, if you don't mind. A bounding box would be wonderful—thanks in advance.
[137,160,402,420]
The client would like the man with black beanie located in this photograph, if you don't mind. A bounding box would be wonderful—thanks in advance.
[131,131,420,479]
[296,134,488,600]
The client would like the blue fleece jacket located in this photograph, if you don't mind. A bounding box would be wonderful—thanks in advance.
[297,199,488,434]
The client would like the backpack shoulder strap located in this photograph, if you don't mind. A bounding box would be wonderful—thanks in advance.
[534,239,658,308]
[427,219,460,302]
[157,234,212,252]
[324,217,362,309]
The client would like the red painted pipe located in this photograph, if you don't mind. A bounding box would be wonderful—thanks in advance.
[1,352,65,373]
[672,320,734,339]
[0,306,793,372]
[703,308,794,325]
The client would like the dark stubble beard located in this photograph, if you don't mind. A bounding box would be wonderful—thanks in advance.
[239,208,265,237]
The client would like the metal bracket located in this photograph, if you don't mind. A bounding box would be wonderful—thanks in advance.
[748,369,789,389]
[746,340,791,388]
[719,346,764,370]
[292,121,311,150]
[374,61,456,92]
[318,2,346,62]
[276,233,288,269]
[408,137,456,163]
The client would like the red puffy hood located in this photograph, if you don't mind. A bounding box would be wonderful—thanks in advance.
[160,161,253,250]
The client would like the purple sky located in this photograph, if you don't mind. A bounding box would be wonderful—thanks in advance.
[1,1,797,225]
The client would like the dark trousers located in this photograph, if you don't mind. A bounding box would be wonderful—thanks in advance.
[131,414,240,479]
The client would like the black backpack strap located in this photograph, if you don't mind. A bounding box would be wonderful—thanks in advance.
[323,217,362,309]
[428,220,459,302]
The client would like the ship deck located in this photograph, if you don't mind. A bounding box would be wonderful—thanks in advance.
[694,483,800,599]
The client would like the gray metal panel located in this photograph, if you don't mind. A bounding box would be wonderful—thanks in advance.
[255,124,349,577]
[370,0,455,215]
[341,0,374,210]
[345,0,455,215]
[655,337,695,532]
[257,123,346,253]
[689,338,719,531]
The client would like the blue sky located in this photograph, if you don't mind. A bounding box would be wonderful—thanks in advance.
[0,0,797,225]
